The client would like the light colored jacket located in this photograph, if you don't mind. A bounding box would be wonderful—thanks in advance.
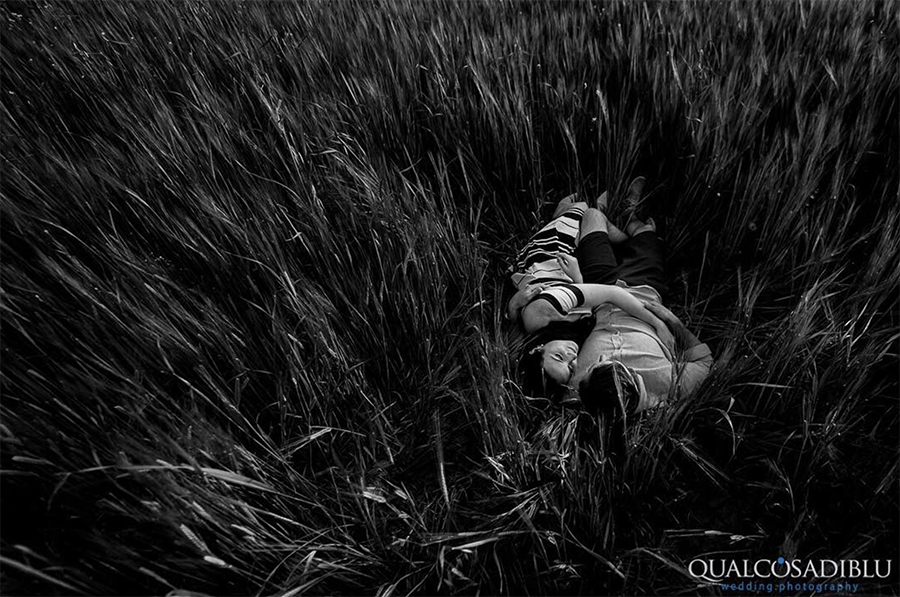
[575,281,713,412]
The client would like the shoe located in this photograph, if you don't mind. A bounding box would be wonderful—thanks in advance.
[595,190,609,213]
[627,216,657,238]
[625,176,646,207]
[559,395,583,408]
[551,193,579,219]
[622,176,648,228]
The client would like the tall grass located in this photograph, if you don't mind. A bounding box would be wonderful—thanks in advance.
[1,0,897,594]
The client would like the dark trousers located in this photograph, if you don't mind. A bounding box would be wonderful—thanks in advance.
[574,231,667,295]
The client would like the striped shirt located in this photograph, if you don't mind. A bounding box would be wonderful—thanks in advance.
[531,284,584,315]
[509,204,585,291]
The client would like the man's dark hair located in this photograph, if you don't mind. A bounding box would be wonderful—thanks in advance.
[517,315,595,401]
[578,360,640,416]
[579,360,640,462]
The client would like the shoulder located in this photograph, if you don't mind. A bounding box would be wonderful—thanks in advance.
[521,300,561,333]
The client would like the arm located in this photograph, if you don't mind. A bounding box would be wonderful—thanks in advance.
[644,302,713,395]
[519,297,585,333]
[573,284,675,348]
[678,343,714,396]
[519,284,592,333]
[520,283,675,347]
[643,302,703,350]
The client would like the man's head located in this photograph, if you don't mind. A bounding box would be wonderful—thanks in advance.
[577,358,643,415]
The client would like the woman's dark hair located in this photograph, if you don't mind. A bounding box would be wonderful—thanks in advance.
[518,349,568,402]
[517,314,596,400]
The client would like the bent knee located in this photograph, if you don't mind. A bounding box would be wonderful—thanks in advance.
[579,208,609,235]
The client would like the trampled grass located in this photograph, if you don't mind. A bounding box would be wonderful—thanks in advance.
[1,1,897,595]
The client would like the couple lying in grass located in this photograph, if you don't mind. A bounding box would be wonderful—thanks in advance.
[507,178,713,422]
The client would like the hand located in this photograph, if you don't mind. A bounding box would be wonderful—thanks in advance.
[644,301,694,352]
[643,301,679,326]
[556,253,582,282]
[655,324,676,354]
[523,283,546,301]
[510,284,545,312]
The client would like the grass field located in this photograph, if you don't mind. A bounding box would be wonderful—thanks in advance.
[1,0,898,595]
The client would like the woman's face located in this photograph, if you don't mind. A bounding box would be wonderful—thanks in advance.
[541,340,578,384]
